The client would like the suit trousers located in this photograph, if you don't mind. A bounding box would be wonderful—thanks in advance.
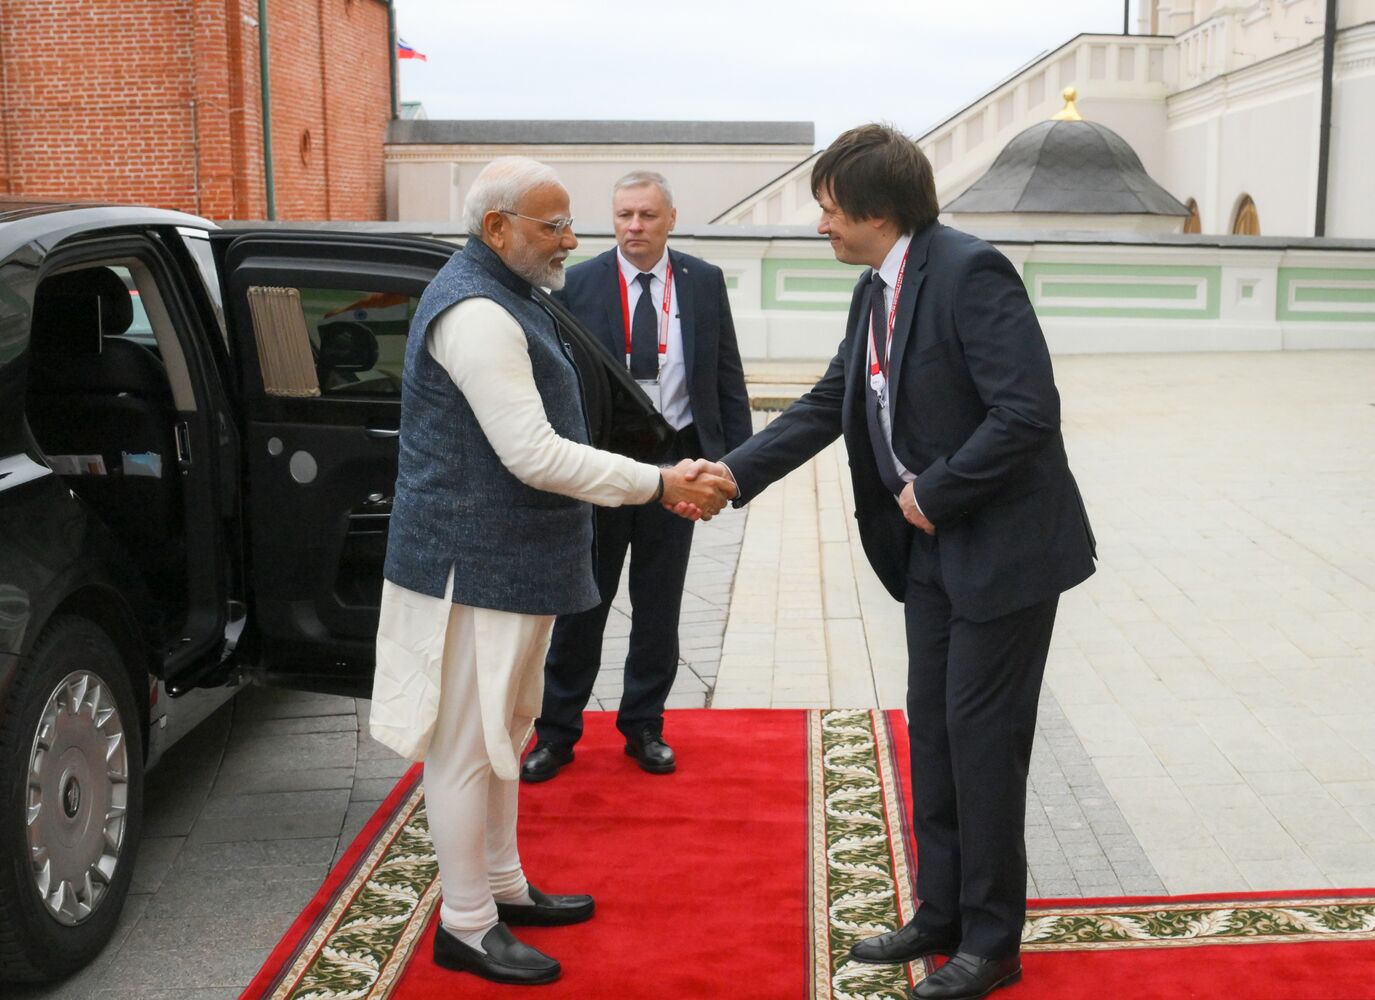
[537,425,700,746]
[425,603,553,934]
[903,534,1058,960]
[536,498,695,745]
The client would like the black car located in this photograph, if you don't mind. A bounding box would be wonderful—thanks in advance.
[0,200,666,981]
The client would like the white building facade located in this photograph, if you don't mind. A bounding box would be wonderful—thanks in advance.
[384,120,814,229]
[716,0,1375,241]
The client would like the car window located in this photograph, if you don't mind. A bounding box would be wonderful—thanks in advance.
[176,228,228,348]
[247,285,417,399]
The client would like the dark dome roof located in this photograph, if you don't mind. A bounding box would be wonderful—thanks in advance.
[945,118,1188,216]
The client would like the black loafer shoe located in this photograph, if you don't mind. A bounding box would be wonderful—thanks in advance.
[433,922,560,985]
[850,920,960,964]
[521,742,573,783]
[624,728,675,774]
[497,884,595,927]
[911,951,1021,1000]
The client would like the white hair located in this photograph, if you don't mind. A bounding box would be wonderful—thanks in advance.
[461,157,563,235]
[613,170,674,207]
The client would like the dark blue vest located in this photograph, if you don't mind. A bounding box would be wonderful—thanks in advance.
[383,240,600,615]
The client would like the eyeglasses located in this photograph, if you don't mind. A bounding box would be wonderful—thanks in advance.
[500,210,575,236]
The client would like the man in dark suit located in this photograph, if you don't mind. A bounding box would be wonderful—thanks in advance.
[689,125,1095,1000]
[521,171,753,781]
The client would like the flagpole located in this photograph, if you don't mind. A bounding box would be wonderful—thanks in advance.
[386,1,399,120]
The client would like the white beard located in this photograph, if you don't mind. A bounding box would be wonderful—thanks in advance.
[510,240,567,290]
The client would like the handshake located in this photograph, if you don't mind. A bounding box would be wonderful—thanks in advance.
[658,459,737,521]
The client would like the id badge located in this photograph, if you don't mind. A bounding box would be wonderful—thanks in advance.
[636,378,663,413]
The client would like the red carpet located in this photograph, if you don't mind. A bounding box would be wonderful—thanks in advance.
[243,709,1375,1000]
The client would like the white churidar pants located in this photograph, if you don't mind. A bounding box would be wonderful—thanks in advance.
[425,600,554,934]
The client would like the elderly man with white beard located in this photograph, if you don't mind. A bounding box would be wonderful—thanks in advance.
[369,157,733,985]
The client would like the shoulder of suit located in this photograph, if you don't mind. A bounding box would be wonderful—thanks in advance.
[563,248,617,283]
[669,248,722,281]
[934,224,1002,261]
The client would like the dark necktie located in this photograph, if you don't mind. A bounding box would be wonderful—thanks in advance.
[864,272,906,495]
[869,272,889,378]
[630,272,658,379]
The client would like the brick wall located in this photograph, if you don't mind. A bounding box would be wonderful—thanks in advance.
[0,0,391,220]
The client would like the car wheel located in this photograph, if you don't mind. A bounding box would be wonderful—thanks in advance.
[0,615,144,982]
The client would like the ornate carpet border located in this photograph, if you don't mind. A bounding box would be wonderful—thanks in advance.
[1023,895,1375,951]
[262,782,438,1000]
[810,708,926,1000]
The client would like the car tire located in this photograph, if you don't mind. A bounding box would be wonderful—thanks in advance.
[0,615,145,982]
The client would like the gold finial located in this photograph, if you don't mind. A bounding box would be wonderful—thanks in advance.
[1052,86,1084,121]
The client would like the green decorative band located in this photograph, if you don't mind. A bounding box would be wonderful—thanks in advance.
[1024,897,1375,951]
[1277,267,1375,323]
[812,709,924,999]
[762,258,864,312]
[1024,262,1221,319]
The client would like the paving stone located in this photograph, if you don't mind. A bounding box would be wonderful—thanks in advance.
[350,776,405,803]
[354,755,414,780]
[174,837,338,871]
[128,836,185,896]
[231,713,359,738]
[185,809,348,845]
[210,764,356,796]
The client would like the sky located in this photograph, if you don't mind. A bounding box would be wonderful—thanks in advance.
[392,0,1140,147]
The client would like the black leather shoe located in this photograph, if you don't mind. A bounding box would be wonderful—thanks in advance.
[496,884,595,926]
[433,922,560,985]
[623,728,675,774]
[520,742,573,783]
[850,920,960,964]
[911,951,1021,1000]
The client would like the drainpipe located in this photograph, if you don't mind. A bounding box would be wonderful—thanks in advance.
[1314,0,1337,236]
[258,0,276,220]
[387,0,399,120]
[1123,0,1131,35]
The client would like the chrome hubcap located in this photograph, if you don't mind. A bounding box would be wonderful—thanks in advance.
[26,671,129,926]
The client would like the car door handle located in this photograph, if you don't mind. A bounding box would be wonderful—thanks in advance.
[365,427,400,439]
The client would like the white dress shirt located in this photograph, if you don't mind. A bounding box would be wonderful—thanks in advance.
[617,247,692,431]
[873,233,917,497]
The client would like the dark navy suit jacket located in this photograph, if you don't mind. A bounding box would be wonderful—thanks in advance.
[723,223,1096,621]
[552,247,753,461]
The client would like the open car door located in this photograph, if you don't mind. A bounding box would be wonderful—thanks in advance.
[213,230,670,693]
[213,230,454,691]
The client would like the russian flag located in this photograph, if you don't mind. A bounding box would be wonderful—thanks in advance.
[397,37,427,61]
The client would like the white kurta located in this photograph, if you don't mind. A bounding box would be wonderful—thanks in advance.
[370,295,660,777]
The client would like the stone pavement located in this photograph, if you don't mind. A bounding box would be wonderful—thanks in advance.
[717,351,1375,896]
[15,350,1375,997]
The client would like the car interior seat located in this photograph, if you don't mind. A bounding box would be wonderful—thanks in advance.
[25,266,186,607]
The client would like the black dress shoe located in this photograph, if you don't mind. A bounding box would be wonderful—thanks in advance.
[911,951,1021,1000]
[496,884,595,926]
[849,920,960,964]
[521,742,573,783]
[433,922,560,985]
[623,728,675,774]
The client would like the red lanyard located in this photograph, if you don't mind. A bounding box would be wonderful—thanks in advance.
[869,247,909,383]
[618,262,673,372]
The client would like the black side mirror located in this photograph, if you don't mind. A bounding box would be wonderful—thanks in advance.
[317,320,379,373]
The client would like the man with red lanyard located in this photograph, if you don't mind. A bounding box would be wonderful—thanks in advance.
[683,125,1096,1000]
[522,171,752,781]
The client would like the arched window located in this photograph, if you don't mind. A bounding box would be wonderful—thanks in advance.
[1184,198,1201,234]
[1231,194,1260,236]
